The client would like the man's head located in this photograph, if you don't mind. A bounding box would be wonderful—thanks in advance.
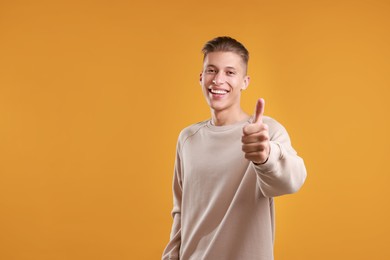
[200,36,250,114]
[202,36,249,74]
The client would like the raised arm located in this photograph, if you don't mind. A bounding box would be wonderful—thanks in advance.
[242,98,307,197]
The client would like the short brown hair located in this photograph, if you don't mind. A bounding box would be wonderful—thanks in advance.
[202,36,249,67]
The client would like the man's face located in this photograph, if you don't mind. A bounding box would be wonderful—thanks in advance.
[200,51,249,112]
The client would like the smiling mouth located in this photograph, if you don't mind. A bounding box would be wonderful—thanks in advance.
[209,89,230,95]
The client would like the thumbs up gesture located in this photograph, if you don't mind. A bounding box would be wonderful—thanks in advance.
[242,98,270,164]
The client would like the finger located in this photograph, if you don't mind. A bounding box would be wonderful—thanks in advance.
[242,143,268,153]
[243,123,262,135]
[243,122,269,136]
[253,98,265,124]
[244,151,268,164]
[241,131,269,144]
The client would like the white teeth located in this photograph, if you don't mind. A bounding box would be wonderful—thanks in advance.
[210,89,228,94]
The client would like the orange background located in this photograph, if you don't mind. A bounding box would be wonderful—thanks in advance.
[1,0,389,259]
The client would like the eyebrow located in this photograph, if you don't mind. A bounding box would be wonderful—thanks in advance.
[206,64,237,70]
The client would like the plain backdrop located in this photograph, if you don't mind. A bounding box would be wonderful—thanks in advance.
[1,0,389,259]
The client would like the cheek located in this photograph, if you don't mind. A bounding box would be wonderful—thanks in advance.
[201,77,213,88]
[201,83,209,94]
[227,79,242,90]
[200,79,207,89]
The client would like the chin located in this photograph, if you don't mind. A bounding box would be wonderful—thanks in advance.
[209,102,228,112]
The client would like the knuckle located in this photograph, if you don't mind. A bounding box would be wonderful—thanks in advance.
[243,125,251,134]
[259,134,268,142]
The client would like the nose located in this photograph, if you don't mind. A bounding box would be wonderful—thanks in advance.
[212,71,226,85]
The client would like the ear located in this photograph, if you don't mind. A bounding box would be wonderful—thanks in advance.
[241,75,250,90]
[199,72,203,85]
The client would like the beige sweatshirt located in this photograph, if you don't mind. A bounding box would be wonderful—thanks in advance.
[162,116,307,260]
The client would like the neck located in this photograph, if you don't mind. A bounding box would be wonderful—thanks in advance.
[211,107,249,126]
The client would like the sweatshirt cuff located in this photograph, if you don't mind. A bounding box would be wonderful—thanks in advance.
[252,142,281,174]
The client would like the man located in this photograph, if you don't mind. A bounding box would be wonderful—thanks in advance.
[162,36,307,260]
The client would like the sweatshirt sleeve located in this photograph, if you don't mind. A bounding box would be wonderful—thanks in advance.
[162,140,183,260]
[253,117,307,197]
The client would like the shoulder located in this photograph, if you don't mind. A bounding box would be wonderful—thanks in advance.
[262,115,290,140]
[177,120,208,144]
[263,116,285,131]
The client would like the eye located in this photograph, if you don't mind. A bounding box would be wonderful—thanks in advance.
[226,71,236,76]
[206,68,216,74]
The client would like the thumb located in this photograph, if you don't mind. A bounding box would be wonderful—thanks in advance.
[253,98,265,124]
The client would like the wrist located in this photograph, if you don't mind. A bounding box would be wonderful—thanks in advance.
[253,145,271,165]
[253,156,269,165]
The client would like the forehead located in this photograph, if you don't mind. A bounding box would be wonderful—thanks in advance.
[203,51,246,70]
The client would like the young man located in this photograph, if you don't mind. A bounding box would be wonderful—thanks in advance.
[162,36,307,260]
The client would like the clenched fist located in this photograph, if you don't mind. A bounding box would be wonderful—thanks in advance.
[242,98,270,164]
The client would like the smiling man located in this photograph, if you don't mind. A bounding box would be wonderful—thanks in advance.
[162,36,307,260]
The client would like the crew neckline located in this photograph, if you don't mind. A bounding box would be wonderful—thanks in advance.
[206,116,253,132]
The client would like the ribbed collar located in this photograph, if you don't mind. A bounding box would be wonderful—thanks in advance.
[206,116,253,132]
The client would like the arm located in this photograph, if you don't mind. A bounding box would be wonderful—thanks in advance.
[253,118,307,197]
[162,142,183,260]
[242,99,306,197]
